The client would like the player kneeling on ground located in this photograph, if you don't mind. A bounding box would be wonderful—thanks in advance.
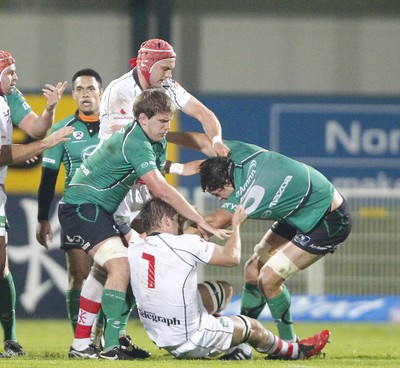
[128,198,330,360]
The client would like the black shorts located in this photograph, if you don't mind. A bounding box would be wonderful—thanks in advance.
[271,198,352,255]
[58,203,121,253]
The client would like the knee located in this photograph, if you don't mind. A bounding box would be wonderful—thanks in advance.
[68,273,87,289]
[244,255,262,283]
[257,267,280,297]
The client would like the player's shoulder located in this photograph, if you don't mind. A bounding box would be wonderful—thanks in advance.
[5,87,26,103]
[106,70,135,90]
[53,114,76,128]
[162,78,186,92]
[169,233,208,250]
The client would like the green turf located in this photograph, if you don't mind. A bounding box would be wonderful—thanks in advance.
[0,319,399,367]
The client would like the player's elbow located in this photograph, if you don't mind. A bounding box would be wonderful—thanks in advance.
[225,251,241,267]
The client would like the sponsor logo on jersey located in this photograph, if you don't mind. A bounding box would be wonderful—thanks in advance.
[120,108,126,115]
[73,131,84,140]
[235,167,256,198]
[42,157,56,164]
[268,176,293,208]
[141,162,149,168]
[81,164,90,176]
[138,309,181,327]
[22,102,30,110]
[221,203,237,211]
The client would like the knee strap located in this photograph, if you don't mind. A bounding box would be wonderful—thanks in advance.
[199,281,226,314]
[265,251,299,280]
[237,315,252,343]
[93,237,127,267]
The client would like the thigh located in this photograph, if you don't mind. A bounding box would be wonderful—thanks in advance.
[65,248,92,276]
[281,241,324,270]
[253,224,295,264]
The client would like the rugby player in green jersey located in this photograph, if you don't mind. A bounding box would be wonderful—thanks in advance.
[169,131,351,360]
[58,89,230,360]
[36,68,105,348]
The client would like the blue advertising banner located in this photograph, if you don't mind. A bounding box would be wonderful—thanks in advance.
[223,295,400,323]
[178,94,400,198]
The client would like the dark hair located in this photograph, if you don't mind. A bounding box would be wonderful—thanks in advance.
[199,156,232,192]
[140,198,178,233]
[133,88,176,119]
[72,68,103,89]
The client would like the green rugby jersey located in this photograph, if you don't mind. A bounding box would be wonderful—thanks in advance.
[62,121,167,214]
[42,112,100,187]
[222,140,334,232]
[5,87,32,126]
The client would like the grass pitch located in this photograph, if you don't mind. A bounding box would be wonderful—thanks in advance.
[0,319,398,367]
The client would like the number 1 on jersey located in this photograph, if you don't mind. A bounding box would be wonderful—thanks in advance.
[142,252,155,289]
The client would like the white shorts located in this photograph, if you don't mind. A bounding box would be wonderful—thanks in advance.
[168,312,234,359]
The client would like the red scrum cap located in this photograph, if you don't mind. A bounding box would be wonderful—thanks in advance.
[0,50,15,77]
[0,50,16,94]
[129,39,176,85]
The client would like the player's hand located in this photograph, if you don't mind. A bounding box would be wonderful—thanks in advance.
[36,220,53,249]
[232,205,247,227]
[43,81,68,112]
[198,219,232,240]
[213,141,231,157]
[42,126,74,149]
[181,159,204,176]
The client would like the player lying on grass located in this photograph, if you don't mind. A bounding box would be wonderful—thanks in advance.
[128,198,330,360]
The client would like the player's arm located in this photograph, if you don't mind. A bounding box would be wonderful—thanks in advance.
[167,131,216,157]
[18,82,67,139]
[36,167,59,248]
[0,126,73,167]
[181,96,230,156]
[207,206,247,267]
[140,169,230,240]
[165,159,204,176]
[184,208,233,235]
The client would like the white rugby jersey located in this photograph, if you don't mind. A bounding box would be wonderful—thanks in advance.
[99,69,191,140]
[0,96,13,183]
[128,233,215,347]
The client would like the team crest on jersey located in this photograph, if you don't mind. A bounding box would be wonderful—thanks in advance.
[73,131,84,140]
[81,145,98,162]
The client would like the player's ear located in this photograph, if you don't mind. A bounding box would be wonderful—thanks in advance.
[137,112,148,126]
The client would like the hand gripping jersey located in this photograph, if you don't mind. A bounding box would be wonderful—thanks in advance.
[222,140,334,233]
[99,69,190,140]
[61,121,167,214]
[128,233,215,348]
